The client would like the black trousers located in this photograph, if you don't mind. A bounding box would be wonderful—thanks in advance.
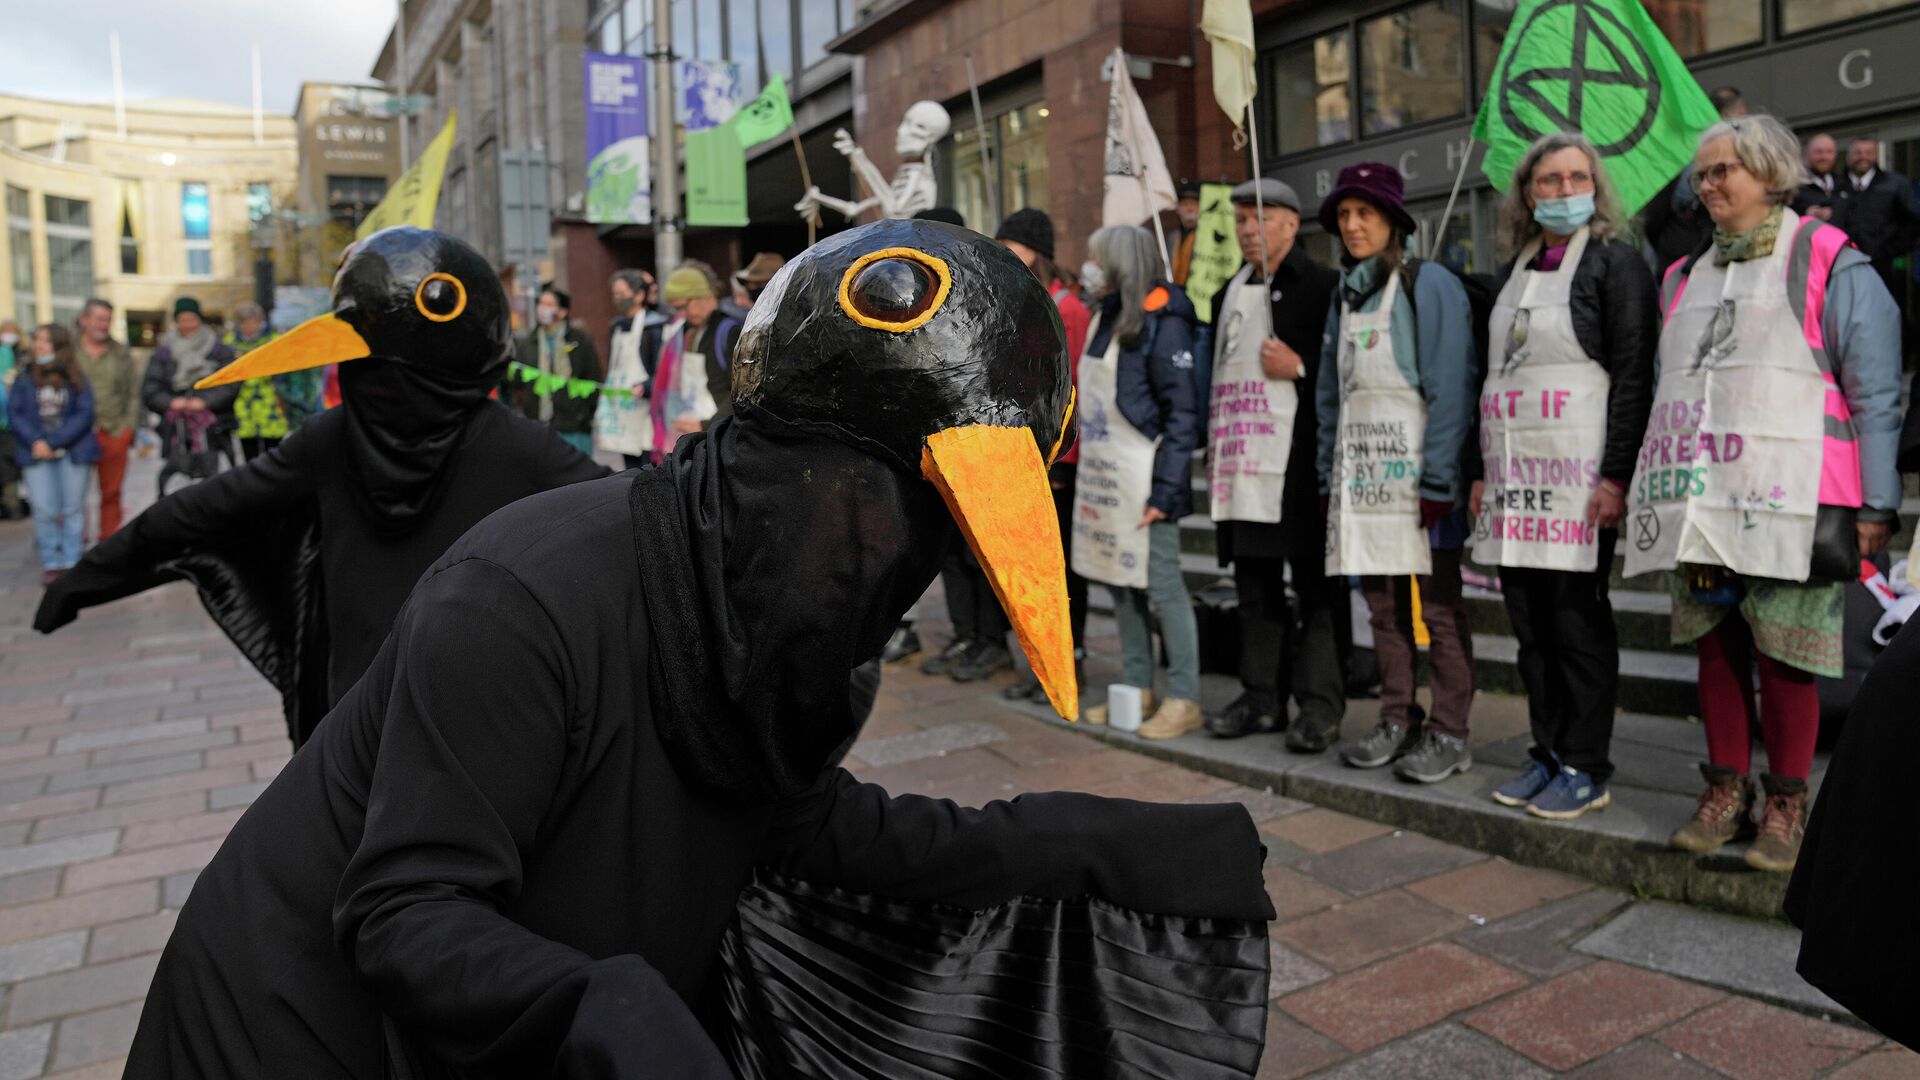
[1051,462,1089,653]
[1498,530,1619,783]
[240,436,282,461]
[1234,523,1350,725]
[941,538,1009,645]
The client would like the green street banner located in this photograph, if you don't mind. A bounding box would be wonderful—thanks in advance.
[1470,0,1718,216]
[1186,183,1242,325]
[686,122,749,227]
[733,76,794,147]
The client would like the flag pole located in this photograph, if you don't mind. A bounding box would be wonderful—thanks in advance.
[1432,137,1473,261]
[790,127,818,246]
[1244,101,1274,338]
[965,55,999,226]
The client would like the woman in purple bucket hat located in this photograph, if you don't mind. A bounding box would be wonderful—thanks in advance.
[1312,161,1483,785]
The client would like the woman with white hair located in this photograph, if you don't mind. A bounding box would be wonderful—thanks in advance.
[1624,113,1902,873]
[1071,224,1205,739]
[1469,132,1658,820]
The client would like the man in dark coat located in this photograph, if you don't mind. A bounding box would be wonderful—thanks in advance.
[1791,132,1848,226]
[1201,179,1350,751]
[36,229,609,745]
[118,219,1277,1079]
[1838,137,1920,320]
[505,285,603,456]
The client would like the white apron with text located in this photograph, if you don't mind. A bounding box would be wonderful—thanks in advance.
[1472,228,1611,572]
[1208,264,1298,523]
[1071,322,1156,590]
[1326,271,1431,576]
[594,320,654,457]
[1624,209,1824,581]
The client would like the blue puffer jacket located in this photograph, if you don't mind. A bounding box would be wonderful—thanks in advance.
[1088,281,1202,519]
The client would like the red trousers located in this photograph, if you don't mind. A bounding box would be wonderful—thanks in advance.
[1696,616,1820,781]
[95,427,135,538]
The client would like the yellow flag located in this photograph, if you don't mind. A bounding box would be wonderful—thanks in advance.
[356,111,457,240]
[1201,0,1257,141]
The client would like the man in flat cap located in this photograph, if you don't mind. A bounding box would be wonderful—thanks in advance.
[1202,178,1351,751]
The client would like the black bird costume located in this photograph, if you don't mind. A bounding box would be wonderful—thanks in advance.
[33,228,608,744]
[121,220,1277,1078]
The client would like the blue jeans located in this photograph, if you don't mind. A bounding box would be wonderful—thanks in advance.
[25,457,90,570]
[1109,520,1200,701]
[556,431,595,457]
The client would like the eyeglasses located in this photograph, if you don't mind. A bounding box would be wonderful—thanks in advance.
[1689,160,1748,194]
[1530,170,1593,195]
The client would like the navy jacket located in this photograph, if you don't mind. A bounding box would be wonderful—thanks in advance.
[9,371,101,466]
[1088,282,1201,519]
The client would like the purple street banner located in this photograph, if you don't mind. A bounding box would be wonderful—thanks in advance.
[584,51,650,224]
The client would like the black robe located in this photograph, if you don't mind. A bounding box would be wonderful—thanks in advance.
[34,402,609,743]
[1787,617,1920,1050]
[125,417,1276,1078]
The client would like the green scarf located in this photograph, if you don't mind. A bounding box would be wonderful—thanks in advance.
[1712,205,1784,266]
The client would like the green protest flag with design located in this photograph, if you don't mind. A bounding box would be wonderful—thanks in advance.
[1471,0,1719,216]
[734,76,794,147]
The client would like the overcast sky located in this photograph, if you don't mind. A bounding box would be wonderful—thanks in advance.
[0,0,398,113]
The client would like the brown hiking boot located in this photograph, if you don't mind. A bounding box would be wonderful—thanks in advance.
[1139,698,1205,740]
[1745,774,1808,873]
[1670,764,1754,853]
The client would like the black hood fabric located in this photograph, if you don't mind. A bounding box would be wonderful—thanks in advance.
[635,409,952,802]
[338,354,504,532]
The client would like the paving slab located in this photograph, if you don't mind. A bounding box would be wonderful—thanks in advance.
[1573,900,1847,1018]
[1308,1023,1553,1080]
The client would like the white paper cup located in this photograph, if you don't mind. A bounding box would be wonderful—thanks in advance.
[1107,684,1144,732]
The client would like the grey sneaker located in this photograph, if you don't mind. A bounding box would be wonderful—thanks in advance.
[1394,730,1473,784]
[1341,721,1419,769]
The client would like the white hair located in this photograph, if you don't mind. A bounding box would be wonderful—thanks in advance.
[1697,114,1810,203]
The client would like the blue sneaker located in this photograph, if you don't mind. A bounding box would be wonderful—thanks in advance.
[1492,758,1556,807]
[1526,767,1612,820]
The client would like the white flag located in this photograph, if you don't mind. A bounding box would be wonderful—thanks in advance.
[1101,49,1176,229]
[1201,0,1257,143]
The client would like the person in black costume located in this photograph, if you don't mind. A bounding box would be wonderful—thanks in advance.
[121,219,1277,1078]
[32,228,609,745]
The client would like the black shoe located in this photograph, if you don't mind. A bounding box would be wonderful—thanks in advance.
[1286,713,1341,754]
[950,641,1013,682]
[881,625,922,665]
[919,640,968,676]
[1002,675,1040,701]
[1206,693,1281,739]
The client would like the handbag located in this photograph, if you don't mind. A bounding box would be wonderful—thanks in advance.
[1808,503,1860,582]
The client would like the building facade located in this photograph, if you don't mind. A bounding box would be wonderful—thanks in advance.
[0,93,297,344]
[291,83,404,286]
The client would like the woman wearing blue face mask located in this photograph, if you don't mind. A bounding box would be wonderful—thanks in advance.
[1467,132,1658,820]
[8,324,99,583]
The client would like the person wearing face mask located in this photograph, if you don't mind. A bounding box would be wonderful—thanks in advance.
[1314,162,1481,784]
[598,269,666,470]
[9,325,99,583]
[1468,133,1658,820]
[0,319,22,520]
[506,287,602,457]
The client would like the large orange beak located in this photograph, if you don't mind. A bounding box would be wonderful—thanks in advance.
[922,425,1078,720]
[194,313,371,389]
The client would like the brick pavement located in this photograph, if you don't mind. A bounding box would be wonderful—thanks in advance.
[0,462,1916,1076]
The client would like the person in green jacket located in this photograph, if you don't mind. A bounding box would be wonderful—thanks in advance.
[229,302,323,461]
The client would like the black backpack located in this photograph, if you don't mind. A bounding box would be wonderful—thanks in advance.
[1401,257,1496,378]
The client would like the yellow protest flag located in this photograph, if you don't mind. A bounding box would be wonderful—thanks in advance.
[356,111,458,240]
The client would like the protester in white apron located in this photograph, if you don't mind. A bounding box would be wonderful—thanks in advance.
[1200,178,1351,753]
[1072,225,1205,738]
[1467,133,1658,820]
[1631,116,1902,873]
[1312,162,1481,784]
[650,264,741,464]
[596,269,663,470]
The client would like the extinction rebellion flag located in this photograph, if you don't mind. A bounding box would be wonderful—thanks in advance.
[1471,0,1719,216]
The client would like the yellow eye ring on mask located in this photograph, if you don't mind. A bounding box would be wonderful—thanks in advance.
[838,247,952,332]
[414,273,468,322]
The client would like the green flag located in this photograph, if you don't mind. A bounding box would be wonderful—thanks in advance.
[687,122,749,227]
[1470,0,1718,216]
[734,76,794,147]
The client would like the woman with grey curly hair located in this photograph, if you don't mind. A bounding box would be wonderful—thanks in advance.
[1626,112,1902,875]
[1469,131,1659,821]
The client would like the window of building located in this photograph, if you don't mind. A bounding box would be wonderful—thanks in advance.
[729,0,759,85]
[1360,0,1466,136]
[1779,0,1914,33]
[44,196,92,328]
[7,185,35,322]
[121,207,139,275]
[181,181,212,277]
[600,12,622,53]
[947,100,1049,237]
[697,0,724,59]
[673,0,694,63]
[1268,30,1353,154]
[761,0,792,81]
[247,182,274,250]
[799,0,838,70]
[1614,0,1759,59]
[325,175,388,235]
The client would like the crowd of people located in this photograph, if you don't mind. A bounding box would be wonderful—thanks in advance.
[9,99,1914,891]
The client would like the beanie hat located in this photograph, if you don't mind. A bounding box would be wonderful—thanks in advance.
[994,208,1055,261]
[172,297,203,319]
[664,267,714,302]
[1316,162,1416,236]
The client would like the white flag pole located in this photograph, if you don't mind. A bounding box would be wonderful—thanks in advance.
[1244,102,1274,338]
[1433,137,1473,260]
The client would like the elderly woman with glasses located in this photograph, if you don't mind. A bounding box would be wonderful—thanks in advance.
[1624,114,1902,873]
[1469,132,1658,820]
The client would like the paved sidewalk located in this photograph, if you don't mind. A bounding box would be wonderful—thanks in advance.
[0,456,1913,1077]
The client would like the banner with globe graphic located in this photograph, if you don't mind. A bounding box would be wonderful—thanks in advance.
[1471,0,1719,216]
[584,50,651,224]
